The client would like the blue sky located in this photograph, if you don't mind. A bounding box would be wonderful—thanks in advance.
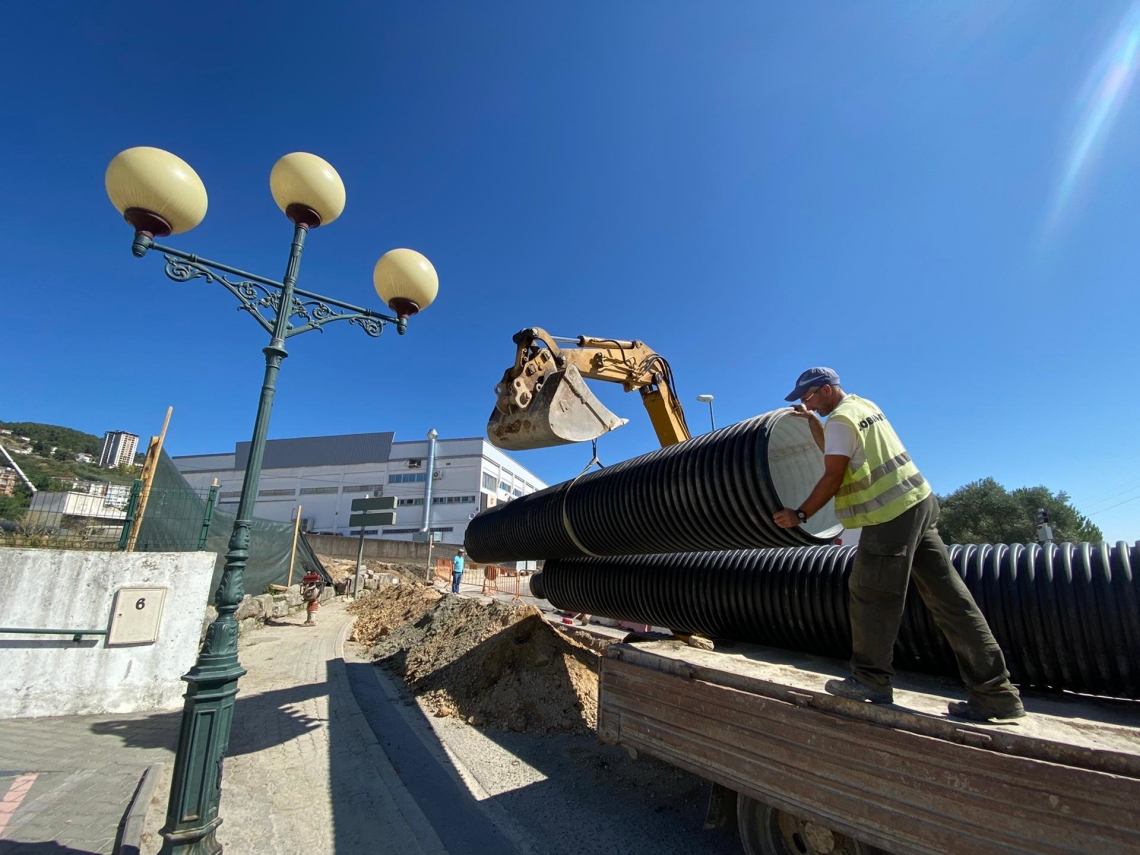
[2,2,1138,541]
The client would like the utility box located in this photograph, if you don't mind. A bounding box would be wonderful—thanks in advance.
[107,587,167,646]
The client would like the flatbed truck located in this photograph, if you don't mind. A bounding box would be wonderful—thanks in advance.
[597,639,1140,855]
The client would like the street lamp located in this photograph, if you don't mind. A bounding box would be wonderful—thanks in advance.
[696,394,716,431]
[106,146,438,855]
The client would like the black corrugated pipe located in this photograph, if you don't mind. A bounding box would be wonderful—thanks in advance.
[466,410,843,564]
[530,541,1140,699]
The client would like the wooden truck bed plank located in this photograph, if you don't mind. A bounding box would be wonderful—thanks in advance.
[598,641,1140,855]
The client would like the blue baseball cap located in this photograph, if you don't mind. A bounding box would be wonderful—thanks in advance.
[784,367,840,402]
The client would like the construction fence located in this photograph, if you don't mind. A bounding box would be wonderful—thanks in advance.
[0,450,328,594]
[432,557,535,600]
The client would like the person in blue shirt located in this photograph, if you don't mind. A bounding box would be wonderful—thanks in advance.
[452,548,466,594]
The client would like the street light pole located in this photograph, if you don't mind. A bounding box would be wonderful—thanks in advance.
[696,394,716,432]
[105,147,439,855]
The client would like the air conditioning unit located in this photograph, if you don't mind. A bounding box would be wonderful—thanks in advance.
[432,470,443,480]
[300,518,312,532]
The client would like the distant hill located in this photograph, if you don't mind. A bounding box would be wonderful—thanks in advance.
[0,421,102,456]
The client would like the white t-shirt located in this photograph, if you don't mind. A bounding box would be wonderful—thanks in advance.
[824,418,866,470]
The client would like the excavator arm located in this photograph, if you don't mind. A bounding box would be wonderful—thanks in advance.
[487,327,692,451]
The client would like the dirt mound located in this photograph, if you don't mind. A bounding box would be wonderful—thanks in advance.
[352,588,606,735]
[347,583,441,643]
[319,555,425,586]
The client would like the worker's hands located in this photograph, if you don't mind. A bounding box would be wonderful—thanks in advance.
[790,404,822,424]
[773,508,802,529]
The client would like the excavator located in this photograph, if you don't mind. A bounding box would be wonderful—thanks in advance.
[487,327,691,451]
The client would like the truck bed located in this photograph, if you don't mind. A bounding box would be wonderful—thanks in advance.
[597,639,1140,855]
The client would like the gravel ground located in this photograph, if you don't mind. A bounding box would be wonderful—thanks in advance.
[346,639,742,855]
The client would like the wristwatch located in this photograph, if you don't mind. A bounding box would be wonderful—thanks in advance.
[795,508,808,523]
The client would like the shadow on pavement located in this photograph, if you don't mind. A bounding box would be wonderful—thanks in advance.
[341,661,513,854]
[344,635,742,855]
[89,682,326,757]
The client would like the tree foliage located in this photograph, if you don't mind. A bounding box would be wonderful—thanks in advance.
[937,478,1103,545]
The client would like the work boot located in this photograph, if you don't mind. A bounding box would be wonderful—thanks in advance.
[824,676,893,704]
[947,700,1025,722]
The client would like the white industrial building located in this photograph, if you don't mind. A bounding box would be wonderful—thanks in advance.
[172,432,548,546]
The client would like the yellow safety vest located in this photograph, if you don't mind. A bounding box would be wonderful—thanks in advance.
[828,395,931,529]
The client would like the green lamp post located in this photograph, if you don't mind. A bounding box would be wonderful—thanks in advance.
[105,146,439,854]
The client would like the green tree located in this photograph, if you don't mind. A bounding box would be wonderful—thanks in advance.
[937,478,1103,545]
[0,484,32,521]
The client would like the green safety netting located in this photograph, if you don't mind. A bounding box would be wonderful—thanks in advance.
[133,450,329,596]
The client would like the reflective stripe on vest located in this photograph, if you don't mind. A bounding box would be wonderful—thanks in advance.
[828,395,932,528]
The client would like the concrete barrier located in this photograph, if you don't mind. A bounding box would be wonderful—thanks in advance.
[0,548,216,718]
[307,533,461,563]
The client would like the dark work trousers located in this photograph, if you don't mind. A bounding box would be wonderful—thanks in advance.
[849,493,1021,708]
[452,572,463,594]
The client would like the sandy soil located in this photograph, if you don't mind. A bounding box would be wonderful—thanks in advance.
[349,586,609,735]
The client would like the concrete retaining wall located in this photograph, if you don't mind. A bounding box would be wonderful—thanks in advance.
[307,534,461,562]
[0,548,216,719]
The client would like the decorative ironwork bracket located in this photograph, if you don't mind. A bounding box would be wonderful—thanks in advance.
[149,242,401,339]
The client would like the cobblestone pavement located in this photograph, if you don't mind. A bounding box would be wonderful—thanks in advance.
[139,599,446,855]
[0,704,177,854]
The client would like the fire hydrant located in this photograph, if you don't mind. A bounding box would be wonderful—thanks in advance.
[301,571,324,626]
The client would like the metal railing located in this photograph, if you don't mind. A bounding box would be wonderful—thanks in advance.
[0,480,218,552]
[0,627,108,643]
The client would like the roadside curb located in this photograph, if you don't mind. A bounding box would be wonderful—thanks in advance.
[116,761,164,855]
[333,619,448,855]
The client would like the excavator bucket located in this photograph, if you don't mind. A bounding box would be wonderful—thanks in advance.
[487,365,629,451]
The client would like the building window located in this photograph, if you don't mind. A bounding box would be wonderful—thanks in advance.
[343,484,385,493]
[388,473,426,484]
[430,495,478,505]
[406,459,422,468]
[258,488,295,497]
[512,489,522,497]
[299,486,338,495]
[383,526,455,535]
[349,529,380,535]
[398,498,424,506]
[498,481,511,493]
[482,473,497,490]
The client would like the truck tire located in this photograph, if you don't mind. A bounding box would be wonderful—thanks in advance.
[737,794,884,855]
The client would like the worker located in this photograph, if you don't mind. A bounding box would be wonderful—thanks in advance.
[452,548,466,594]
[772,367,1024,722]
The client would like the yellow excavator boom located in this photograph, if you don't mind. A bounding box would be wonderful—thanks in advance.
[487,327,692,451]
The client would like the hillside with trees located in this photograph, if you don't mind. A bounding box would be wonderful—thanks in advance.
[0,421,102,457]
[0,421,141,520]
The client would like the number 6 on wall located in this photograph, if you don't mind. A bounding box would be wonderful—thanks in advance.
[107,587,168,646]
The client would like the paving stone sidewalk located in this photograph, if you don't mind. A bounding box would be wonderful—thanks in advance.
[0,701,177,854]
[139,599,444,855]
[0,598,445,855]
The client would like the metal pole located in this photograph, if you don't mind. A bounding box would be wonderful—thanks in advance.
[160,222,309,855]
[354,500,366,599]
[422,430,438,583]
[198,483,219,551]
[707,400,716,431]
[118,480,143,551]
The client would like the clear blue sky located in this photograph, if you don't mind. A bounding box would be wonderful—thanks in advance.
[2,2,1138,541]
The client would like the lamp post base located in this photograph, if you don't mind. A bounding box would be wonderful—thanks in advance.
[160,819,223,855]
[158,620,246,855]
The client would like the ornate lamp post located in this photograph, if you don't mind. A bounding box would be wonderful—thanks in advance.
[105,146,439,854]
[696,394,716,431]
